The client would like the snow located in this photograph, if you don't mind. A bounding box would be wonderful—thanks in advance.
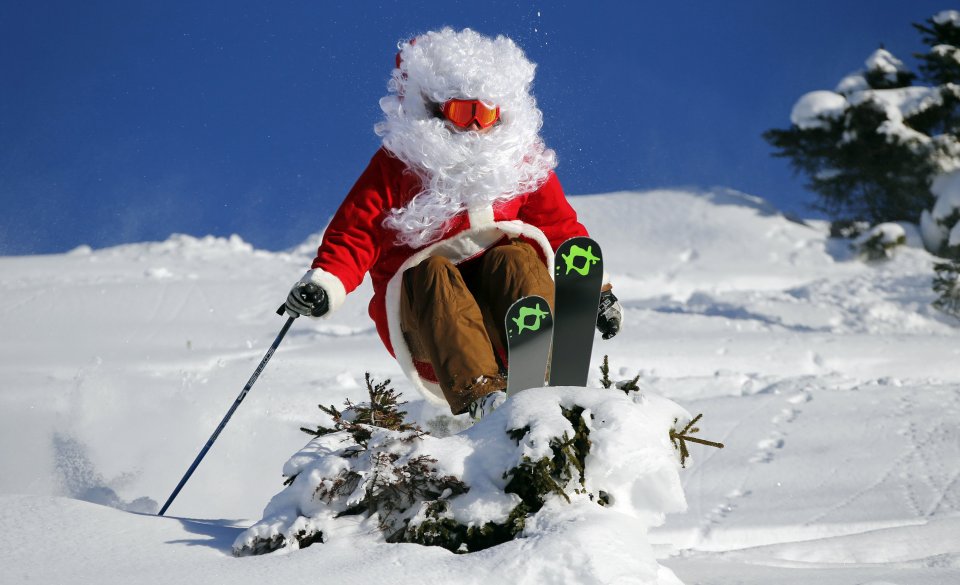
[925,170,960,251]
[2,189,959,584]
[835,49,908,97]
[790,91,846,129]
[932,43,960,66]
[931,170,960,222]
[951,222,960,249]
[835,71,869,96]
[865,49,908,76]
[934,10,960,27]
[858,222,906,244]
[920,208,947,252]
[848,86,942,145]
[851,223,908,260]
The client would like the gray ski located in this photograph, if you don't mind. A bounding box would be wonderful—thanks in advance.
[504,294,553,395]
[549,237,603,387]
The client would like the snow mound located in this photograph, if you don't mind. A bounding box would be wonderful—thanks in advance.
[234,387,692,584]
[101,233,261,260]
[570,189,832,300]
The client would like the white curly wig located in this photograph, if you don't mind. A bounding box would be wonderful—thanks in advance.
[376,28,557,248]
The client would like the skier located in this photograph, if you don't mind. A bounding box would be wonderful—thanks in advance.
[283,28,622,419]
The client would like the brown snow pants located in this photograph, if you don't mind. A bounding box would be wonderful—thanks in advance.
[400,239,554,414]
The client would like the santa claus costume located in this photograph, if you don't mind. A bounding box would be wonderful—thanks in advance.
[284,28,617,415]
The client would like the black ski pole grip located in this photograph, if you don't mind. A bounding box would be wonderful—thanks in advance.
[277,283,325,317]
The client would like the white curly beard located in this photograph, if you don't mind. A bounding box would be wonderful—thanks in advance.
[376,100,556,248]
[374,28,557,249]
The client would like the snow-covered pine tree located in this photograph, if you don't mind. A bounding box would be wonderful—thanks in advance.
[915,12,960,261]
[914,11,960,88]
[764,46,936,226]
[908,11,960,173]
[863,46,917,90]
[233,375,724,558]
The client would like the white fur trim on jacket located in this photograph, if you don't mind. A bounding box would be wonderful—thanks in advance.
[385,220,554,407]
[300,268,348,318]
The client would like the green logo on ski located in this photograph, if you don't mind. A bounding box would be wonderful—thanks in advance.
[512,303,548,335]
[560,244,600,277]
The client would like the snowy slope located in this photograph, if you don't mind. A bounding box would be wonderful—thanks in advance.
[1,189,959,584]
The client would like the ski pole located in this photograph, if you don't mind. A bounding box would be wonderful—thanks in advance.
[158,308,300,516]
[158,284,326,516]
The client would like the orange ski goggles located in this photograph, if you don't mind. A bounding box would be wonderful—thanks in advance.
[440,99,501,129]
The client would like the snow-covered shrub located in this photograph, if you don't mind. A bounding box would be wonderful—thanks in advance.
[932,260,960,317]
[852,223,908,261]
[234,375,463,555]
[233,381,696,564]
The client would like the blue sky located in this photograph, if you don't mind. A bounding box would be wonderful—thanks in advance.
[0,1,951,255]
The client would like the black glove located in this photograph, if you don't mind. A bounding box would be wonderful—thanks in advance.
[597,289,622,340]
[284,282,329,318]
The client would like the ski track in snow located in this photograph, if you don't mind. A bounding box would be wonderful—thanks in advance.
[2,190,960,584]
[801,385,958,527]
[905,388,960,517]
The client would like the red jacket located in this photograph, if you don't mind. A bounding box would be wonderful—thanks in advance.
[308,148,589,405]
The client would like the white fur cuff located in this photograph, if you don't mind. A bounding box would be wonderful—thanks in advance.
[299,268,348,317]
